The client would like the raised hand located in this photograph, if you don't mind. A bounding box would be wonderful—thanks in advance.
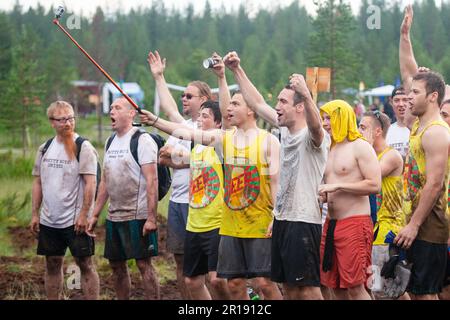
[400,5,413,38]
[223,51,241,71]
[289,74,312,99]
[210,52,226,78]
[147,50,166,79]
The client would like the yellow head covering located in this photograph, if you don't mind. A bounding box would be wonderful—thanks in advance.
[320,100,363,146]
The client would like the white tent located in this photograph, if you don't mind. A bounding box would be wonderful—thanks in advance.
[361,85,395,97]
[102,82,144,113]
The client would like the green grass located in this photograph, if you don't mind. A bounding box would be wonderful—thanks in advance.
[0,178,33,227]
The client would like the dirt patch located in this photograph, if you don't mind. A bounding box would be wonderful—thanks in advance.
[1,214,181,300]
[8,226,36,253]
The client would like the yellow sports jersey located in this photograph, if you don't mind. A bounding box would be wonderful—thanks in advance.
[374,148,405,245]
[187,145,223,233]
[220,128,273,238]
[403,120,450,244]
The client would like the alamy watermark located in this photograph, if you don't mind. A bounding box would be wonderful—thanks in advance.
[366,5,381,30]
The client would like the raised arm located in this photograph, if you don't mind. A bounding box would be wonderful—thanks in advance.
[224,51,278,127]
[399,5,418,92]
[140,110,223,147]
[209,52,232,130]
[289,74,324,147]
[148,51,185,123]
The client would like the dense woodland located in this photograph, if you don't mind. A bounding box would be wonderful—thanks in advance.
[1,0,450,148]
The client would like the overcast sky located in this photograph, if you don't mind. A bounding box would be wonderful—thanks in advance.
[0,0,419,18]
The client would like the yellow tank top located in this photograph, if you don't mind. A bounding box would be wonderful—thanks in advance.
[187,144,224,233]
[374,148,405,245]
[403,120,450,244]
[220,128,273,238]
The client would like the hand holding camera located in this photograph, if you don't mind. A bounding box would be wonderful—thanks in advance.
[204,52,225,78]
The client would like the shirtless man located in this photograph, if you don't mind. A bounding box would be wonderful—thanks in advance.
[319,100,381,300]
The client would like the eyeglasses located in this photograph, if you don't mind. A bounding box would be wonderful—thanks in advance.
[372,111,384,130]
[181,93,200,100]
[50,116,75,123]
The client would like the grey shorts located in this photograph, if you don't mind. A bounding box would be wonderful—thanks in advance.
[216,236,272,279]
[166,201,189,255]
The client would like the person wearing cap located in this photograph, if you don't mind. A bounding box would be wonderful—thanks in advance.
[318,100,381,300]
[386,87,411,160]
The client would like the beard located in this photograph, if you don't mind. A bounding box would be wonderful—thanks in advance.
[61,128,77,160]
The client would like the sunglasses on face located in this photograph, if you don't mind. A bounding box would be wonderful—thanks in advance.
[181,93,200,100]
[50,116,75,124]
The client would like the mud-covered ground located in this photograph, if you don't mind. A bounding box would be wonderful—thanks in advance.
[0,215,181,300]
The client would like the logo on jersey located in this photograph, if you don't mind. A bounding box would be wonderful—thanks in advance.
[189,166,220,209]
[224,164,260,210]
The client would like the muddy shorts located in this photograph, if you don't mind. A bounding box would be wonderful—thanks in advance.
[216,236,272,279]
[37,224,94,257]
[104,219,155,261]
[320,215,373,289]
[271,219,321,287]
[167,201,189,255]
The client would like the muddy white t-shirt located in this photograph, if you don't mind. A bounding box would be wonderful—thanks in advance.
[166,119,197,203]
[103,128,157,222]
[32,135,98,229]
[274,127,330,225]
[386,122,410,159]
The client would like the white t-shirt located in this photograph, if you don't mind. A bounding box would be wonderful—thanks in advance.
[103,128,158,222]
[273,127,330,225]
[166,119,197,203]
[386,122,410,159]
[32,135,98,229]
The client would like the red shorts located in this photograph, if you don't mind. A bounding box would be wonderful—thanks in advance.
[320,215,373,289]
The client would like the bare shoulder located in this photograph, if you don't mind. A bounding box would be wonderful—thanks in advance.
[350,139,377,164]
[352,138,375,154]
[263,132,280,156]
[422,124,450,150]
[385,148,404,168]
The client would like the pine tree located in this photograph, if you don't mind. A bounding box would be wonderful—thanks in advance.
[308,0,361,99]
[1,26,46,155]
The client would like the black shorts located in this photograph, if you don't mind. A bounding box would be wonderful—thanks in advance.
[37,224,95,257]
[271,219,321,287]
[444,250,450,287]
[406,239,448,295]
[104,219,157,262]
[183,229,220,277]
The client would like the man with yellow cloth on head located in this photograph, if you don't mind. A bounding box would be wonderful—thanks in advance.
[318,100,382,300]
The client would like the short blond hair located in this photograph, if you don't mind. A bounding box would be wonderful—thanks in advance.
[47,101,74,119]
